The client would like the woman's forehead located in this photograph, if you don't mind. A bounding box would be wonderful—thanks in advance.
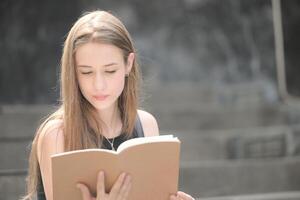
[75,42,124,67]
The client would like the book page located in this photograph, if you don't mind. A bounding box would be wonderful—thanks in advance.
[52,148,118,158]
[117,135,178,153]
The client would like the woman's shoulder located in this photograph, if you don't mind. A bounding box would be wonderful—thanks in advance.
[37,118,64,163]
[38,118,64,140]
[137,109,159,137]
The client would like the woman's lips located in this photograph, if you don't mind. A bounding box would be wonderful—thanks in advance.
[93,95,109,101]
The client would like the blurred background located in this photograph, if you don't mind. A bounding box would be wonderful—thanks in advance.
[1,0,300,199]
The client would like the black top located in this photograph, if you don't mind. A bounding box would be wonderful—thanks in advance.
[37,115,144,200]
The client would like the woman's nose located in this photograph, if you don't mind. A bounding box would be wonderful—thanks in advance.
[93,72,107,91]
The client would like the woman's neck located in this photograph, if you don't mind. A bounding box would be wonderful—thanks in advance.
[97,104,122,138]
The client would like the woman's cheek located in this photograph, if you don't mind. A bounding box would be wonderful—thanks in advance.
[114,75,126,96]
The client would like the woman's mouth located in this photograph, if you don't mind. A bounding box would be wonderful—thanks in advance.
[93,95,109,101]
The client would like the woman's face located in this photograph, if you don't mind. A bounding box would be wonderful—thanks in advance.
[75,42,133,111]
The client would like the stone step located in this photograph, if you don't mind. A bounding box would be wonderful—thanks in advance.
[0,113,43,138]
[0,104,296,139]
[166,125,300,161]
[0,173,26,200]
[143,81,274,108]
[151,104,291,131]
[178,157,300,198]
[2,124,300,170]
[143,83,300,130]
[199,191,300,200]
[0,105,54,138]
[1,157,300,199]
[0,140,30,170]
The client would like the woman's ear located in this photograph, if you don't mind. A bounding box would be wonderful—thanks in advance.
[126,53,135,74]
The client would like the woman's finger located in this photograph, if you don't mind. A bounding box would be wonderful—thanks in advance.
[77,183,92,200]
[177,191,194,200]
[117,175,132,199]
[122,180,132,200]
[96,171,105,200]
[110,172,126,197]
[170,194,179,200]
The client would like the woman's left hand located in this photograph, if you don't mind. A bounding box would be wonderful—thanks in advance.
[170,191,194,200]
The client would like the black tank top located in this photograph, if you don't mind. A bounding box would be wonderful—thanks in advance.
[37,115,144,200]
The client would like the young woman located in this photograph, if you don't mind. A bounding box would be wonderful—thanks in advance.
[22,10,194,200]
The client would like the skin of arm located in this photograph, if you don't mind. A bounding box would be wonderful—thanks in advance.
[37,120,64,200]
[137,109,159,137]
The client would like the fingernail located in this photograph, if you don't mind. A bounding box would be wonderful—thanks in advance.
[76,184,81,189]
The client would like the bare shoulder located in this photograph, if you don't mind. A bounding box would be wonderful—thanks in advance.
[137,109,159,137]
[37,119,65,163]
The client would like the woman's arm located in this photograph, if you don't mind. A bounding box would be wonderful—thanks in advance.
[37,120,64,200]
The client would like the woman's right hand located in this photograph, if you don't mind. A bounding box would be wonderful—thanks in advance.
[77,171,132,200]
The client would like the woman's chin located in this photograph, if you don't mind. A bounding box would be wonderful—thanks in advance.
[91,103,111,111]
[90,100,115,111]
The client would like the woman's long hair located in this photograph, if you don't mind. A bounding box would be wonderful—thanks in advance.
[21,10,141,200]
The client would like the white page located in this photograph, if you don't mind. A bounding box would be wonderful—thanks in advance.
[117,134,178,153]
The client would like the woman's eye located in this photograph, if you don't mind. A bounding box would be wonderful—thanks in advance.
[81,72,92,75]
[106,70,116,74]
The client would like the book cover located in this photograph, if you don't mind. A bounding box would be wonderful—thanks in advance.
[51,135,181,200]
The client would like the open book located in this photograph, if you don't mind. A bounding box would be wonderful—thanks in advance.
[51,135,181,200]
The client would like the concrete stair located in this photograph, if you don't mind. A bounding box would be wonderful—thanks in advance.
[1,158,300,199]
[178,157,300,198]
[173,123,300,161]
[0,105,54,171]
[143,84,300,131]
[0,174,26,200]
[199,191,300,200]
[2,82,300,199]
[2,105,300,171]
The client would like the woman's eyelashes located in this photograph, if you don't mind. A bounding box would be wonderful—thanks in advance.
[80,70,117,75]
[106,70,116,74]
[81,71,92,75]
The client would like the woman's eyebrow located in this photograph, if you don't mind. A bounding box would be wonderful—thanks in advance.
[77,65,92,68]
[103,62,118,67]
[77,63,118,68]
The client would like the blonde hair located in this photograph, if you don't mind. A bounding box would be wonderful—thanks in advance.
[21,10,141,200]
